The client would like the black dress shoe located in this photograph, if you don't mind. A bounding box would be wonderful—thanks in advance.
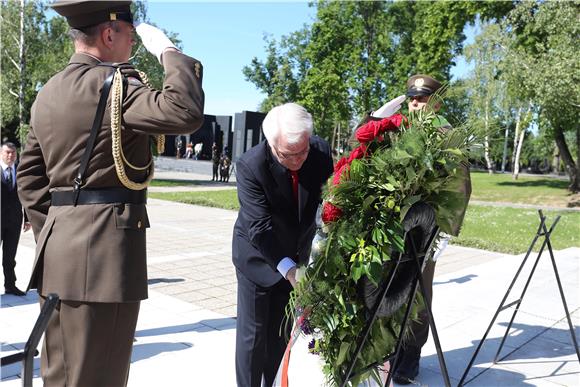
[393,373,415,385]
[5,287,26,296]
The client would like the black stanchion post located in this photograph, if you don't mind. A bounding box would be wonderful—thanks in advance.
[22,293,59,387]
[459,210,578,386]
[542,217,580,363]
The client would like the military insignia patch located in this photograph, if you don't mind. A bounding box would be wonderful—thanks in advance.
[195,62,201,79]
[414,78,425,88]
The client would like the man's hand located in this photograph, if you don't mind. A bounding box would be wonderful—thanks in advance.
[286,267,297,288]
[135,23,178,64]
[23,222,31,232]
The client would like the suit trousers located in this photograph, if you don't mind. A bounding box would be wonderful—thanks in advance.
[396,258,435,374]
[40,296,140,387]
[235,269,292,387]
[1,218,22,289]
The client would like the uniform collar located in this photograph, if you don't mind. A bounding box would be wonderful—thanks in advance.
[69,52,103,66]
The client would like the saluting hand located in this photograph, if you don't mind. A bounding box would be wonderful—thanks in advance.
[135,22,178,64]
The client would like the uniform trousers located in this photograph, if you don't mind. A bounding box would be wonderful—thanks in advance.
[40,296,140,387]
[1,217,21,289]
[235,269,292,387]
[396,257,435,375]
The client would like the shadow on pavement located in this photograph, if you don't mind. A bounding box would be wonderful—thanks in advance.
[433,274,478,285]
[131,342,191,363]
[135,323,216,338]
[147,278,185,285]
[0,293,38,308]
[422,321,579,385]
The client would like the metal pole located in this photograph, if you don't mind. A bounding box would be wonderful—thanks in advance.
[22,294,59,387]
[458,214,546,386]
[543,217,580,363]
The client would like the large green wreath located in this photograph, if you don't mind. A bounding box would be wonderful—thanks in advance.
[288,107,475,386]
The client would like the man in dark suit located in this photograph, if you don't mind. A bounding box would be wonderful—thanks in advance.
[1,142,31,296]
[233,103,333,387]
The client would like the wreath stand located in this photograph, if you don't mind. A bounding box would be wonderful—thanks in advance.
[458,210,580,386]
[340,206,451,387]
[1,293,59,387]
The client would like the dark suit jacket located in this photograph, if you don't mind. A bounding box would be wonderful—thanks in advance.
[232,136,333,287]
[1,165,25,227]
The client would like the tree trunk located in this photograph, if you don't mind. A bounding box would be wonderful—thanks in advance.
[513,128,525,180]
[484,99,494,173]
[511,107,522,173]
[553,121,579,192]
[17,0,26,146]
[552,146,560,174]
[500,124,509,173]
[336,121,341,156]
[331,123,337,155]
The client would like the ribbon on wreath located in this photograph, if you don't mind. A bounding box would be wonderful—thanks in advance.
[280,308,311,387]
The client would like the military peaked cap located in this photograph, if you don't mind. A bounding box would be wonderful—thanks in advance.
[406,74,442,97]
[51,0,133,29]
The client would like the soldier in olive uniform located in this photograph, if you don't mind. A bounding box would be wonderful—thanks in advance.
[393,75,472,385]
[17,1,204,385]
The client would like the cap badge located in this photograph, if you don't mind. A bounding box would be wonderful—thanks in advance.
[414,78,425,88]
[110,13,117,21]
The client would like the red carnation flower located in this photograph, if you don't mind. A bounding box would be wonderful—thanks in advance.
[334,156,348,173]
[347,144,366,162]
[333,163,349,185]
[355,114,405,143]
[321,202,343,223]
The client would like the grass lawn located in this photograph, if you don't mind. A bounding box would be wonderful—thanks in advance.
[149,189,239,210]
[148,189,579,254]
[150,178,209,187]
[470,171,578,208]
[453,204,579,254]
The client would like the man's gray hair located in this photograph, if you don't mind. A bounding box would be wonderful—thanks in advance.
[262,103,313,146]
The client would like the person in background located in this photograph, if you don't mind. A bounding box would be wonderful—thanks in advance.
[1,142,31,296]
[16,1,204,385]
[232,103,333,387]
[184,142,194,159]
[212,142,221,181]
[219,150,231,182]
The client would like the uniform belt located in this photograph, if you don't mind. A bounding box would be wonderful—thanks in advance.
[51,188,147,206]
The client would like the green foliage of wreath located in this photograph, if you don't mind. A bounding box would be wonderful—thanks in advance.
[289,108,476,386]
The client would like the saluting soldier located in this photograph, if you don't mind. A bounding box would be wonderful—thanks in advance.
[392,74,472,385]
[16,1,204,385]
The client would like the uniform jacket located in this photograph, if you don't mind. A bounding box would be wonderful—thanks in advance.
[232,136,333,287]
[17,51,204,302]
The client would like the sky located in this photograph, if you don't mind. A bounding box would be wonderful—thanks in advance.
[145,1,318,118]
[145,1,476,119]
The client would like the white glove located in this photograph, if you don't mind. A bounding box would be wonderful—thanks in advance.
[135,22,178,64]
[371,94,406,118]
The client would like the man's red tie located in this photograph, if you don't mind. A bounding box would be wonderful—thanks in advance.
[290,170,299,203]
